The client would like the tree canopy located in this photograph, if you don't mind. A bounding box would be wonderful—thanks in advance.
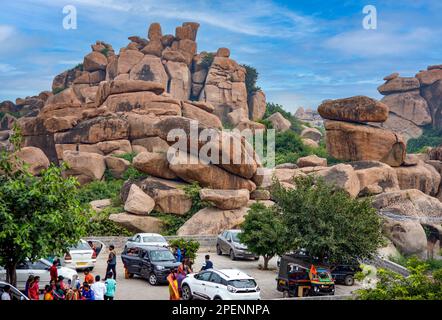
[271,176,383,264]
[0,128,88,285]
[239,202,290,269]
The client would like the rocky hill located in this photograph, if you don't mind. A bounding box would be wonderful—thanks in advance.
[374,66,442,142]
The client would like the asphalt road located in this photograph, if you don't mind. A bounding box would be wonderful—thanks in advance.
[84,248,360,300]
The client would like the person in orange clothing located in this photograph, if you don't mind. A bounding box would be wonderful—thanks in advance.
[43,285,54,300]
[28,276,40,300]
[84,269,94,284]
[167,269,180,300]
[49,260,59,282]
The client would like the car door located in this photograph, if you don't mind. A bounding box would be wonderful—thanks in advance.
[15,262,32,290]
[221,232,230,252]
[206,272,225,299]
[29,260,52,285]
[126,248,141,274]
[140,251,152,278]
[193,271,212,299]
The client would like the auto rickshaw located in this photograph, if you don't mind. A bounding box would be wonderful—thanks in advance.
[276,254,335,297]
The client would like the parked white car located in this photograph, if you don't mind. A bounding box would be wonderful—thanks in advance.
[125,233,168,250]
[0,281,29,300]
[0,259,78,291]
[181,269,261,300]
[61,239,97,271]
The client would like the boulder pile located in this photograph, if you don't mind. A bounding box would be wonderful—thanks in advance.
[375,66,442,141]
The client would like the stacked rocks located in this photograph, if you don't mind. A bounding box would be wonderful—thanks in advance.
[376,66,442,141]
[319,95,406,167]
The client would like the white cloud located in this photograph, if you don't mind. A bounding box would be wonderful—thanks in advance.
[324,27,437,57]
[0,25,14,43]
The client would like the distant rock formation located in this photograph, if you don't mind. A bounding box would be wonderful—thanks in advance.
[294,107,323,127]
[376,65,442,141]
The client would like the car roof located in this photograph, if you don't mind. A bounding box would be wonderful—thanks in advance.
[209,269,254,280]
[135,233,165,237]
[225,229,242,233]
[127,245,170,252]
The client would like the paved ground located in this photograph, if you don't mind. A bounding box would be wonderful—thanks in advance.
[85,247,360,300]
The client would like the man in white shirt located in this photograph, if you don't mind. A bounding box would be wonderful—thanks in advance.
[90,275,106,300]
[1,285,11,300]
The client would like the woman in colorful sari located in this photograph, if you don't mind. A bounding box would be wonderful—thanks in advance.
[167,270,180,300]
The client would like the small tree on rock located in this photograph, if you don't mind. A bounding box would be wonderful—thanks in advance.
[239,203,290,270]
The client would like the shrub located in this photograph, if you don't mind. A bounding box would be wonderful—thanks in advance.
[264,102,304,133]
[52,87,66,95]
[242,64,261,97]
[151,212,187,236]
[100,48,110,57]
[200,52,215,69]
[168,238,200,261]
[77,179,124,205]
[115,152,137,163]
[182,182,211,215]
[85,206,131,236]
[407,125,442,153]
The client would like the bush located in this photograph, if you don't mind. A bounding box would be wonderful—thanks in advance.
[52,87,66,95]
[200,52,215,69]
[182,182,211,215]
[100,48,110,57]
[151,212,187,236]
[77,179,124,205]
[264,102,304,133]
[85,206,132,236]
[168,238,200,260]
[115,152,137,163]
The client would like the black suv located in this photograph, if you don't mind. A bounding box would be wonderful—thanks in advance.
[121,246,181,285]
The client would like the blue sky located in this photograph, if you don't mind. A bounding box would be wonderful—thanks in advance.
[1,0,441,113]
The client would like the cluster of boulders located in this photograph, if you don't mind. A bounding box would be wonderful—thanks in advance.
[374,65,442,141]
[294,107,323,127]
[316,95,442,258]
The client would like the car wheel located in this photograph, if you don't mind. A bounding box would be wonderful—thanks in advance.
[282,290,290,298]
[213,296,222,300]
[148,273,158,286]
[230,250,236,261]
[128,273,134,279]
[344,275,354,286]
[181,284,193,300]
[216,245,222,255]
[254,256,259,261]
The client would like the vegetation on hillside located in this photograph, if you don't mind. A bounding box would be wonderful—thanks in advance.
[356,257,442,300]
[242,64,261,98]
[407,125,442,153]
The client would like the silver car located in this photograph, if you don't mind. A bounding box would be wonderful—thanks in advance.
[125,233,169,250]
[216,230,258,261]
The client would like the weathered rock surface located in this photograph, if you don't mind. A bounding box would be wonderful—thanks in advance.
[297,155,327,168]
[266,112,291,132]
[382,218,427,257]
[300,127,322,142]
[369,113,423,142]
[15,146,50,175]
[318,96,388,123]
[124,184,155,215]
[109,212,163,233]
[105,156,130,178]
[378,77,420,95]
[177,206,249,236]
[62,150,106,182]
[324,120,406,167]
[182,102,222,129]
[199,188,250,210]
[133,151,177,179]
[349,161,400,196]
[250,189,271,200]
[129,55,168,88]
[394,162,441,196]
[90,199,112,212]
[248,90,266,121]
[381,91,431,126]
[313,164,360,198]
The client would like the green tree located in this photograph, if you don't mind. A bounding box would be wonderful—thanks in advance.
[356,257,442,300]
[169,238,200,261]
[0,129,88,286]
[239,203,290,270]
[242,64,261,97]
[271,176,383,264]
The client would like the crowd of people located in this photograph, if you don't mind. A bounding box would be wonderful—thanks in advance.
[22,244,118,301]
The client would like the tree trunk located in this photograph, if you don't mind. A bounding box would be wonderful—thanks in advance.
[263,256,271,270]
[6,263,17,287]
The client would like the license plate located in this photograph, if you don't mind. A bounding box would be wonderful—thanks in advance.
[77,262,87,266]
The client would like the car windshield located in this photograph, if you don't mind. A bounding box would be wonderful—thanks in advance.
[227,279,256,289]
[317,271,331,281]
[143,236,166,243]
[70,241,91,251]
[149,250,175,262]
[231,232,241,242]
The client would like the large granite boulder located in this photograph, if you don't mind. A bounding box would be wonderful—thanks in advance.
[199,188,250,210]
[182,102,222,129]
[169,152,256,191]
[369,113,423,142]
[300,127,322,142]
[109,212,163,233]
[378,77,420,95]
[248,90,266,121]
[129,55,168,89]
[394,162,441,196]
[177,206,249,236]
[313,164,360,198]
[83,51,108,72]
[349,161,400,196]
[165,61,191,100]
[382,218,427,257]
[318,96,388,123]
[133,151,177,179]
[15,146,50,175]
[266,112,291,132]
[324,120,406,167]
[124,184,155,215]
[62,150,106,182]
[105,156,130,179]
[421,79,442,129]
[297,155,327,168]
[381,91,431,126]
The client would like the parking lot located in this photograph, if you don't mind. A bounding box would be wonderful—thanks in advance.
[89,247,360,300]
